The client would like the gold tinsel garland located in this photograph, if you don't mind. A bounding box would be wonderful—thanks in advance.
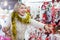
[11,12,31,40]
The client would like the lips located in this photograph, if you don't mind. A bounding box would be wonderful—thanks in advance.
[22,11,25,13]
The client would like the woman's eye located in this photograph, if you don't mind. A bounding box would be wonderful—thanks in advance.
[20,7,26,9]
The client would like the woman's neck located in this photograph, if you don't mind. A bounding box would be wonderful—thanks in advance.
[19,13,27,18]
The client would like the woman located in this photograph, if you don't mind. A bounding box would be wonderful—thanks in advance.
[3,2,49,40]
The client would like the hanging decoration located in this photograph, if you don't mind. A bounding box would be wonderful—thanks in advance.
[52,0,60,3]
[41,1,52,23]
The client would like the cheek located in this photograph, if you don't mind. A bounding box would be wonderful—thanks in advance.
[18,9,22,12]
[20,9,24,12]
[18,9,22,13]
[19,9,21,11]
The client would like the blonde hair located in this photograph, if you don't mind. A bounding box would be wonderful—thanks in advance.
[14,2,25,12]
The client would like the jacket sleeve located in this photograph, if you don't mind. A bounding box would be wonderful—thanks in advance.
[30,19,45,29]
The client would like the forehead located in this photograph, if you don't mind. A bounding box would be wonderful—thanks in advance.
[20,4,26,7]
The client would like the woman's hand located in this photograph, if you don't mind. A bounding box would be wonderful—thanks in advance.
[44,24,51,33]
[2,27,8,33]
[2,27,6,33]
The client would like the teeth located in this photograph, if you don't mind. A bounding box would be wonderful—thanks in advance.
[58,30,60,31]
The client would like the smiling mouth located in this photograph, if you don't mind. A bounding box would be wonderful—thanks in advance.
[22,11,25,13]
[58,30,60,32]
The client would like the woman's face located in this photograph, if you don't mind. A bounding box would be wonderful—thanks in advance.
[18,4,26,16]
